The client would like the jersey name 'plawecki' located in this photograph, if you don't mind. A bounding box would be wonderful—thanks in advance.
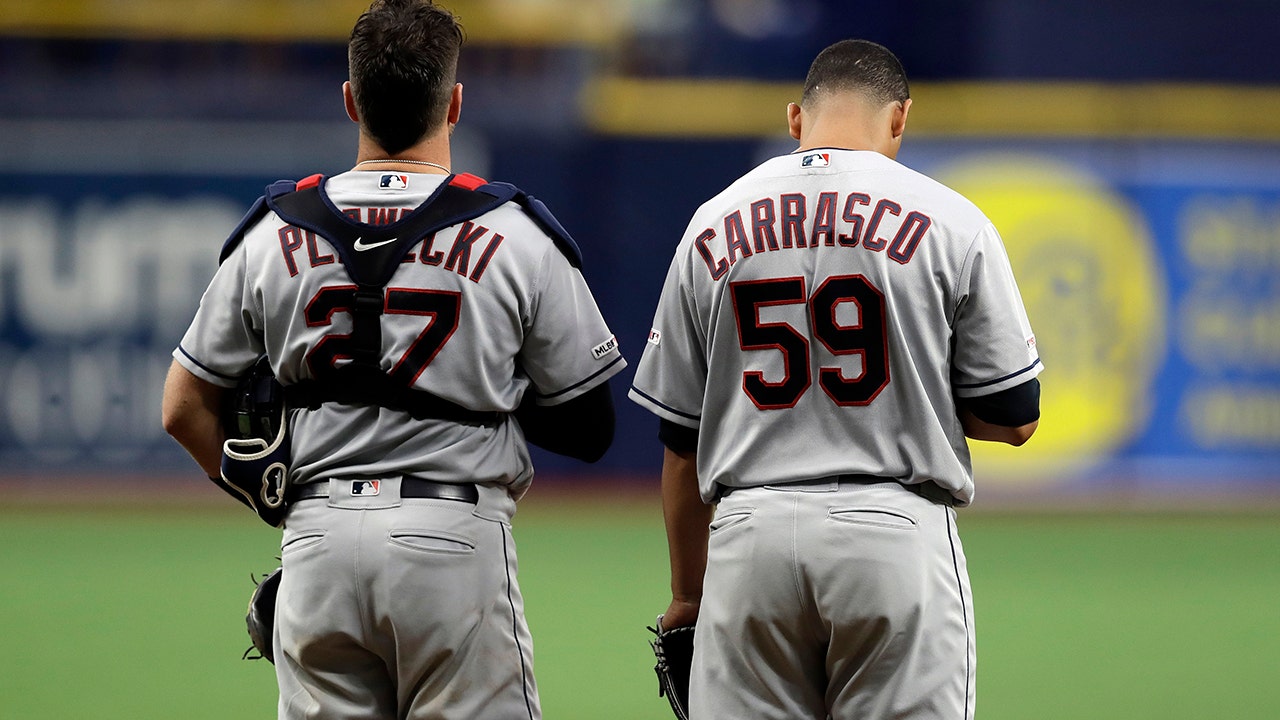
[276,207,507,284]
[694,191,931,280]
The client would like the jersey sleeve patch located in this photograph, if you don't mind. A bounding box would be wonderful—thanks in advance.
[590,335,619,360]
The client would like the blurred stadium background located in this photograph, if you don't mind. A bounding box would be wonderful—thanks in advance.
[0,0,1277,718]
[1,0,1278,500]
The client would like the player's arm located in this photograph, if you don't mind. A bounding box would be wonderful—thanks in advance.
[161,360,227,477]
[658,420,710,630]
[957,377,1040,446]
[514,381,616,462]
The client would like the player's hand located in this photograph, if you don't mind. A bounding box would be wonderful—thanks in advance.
[662,597,700,630]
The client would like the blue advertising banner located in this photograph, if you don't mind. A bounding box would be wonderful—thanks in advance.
[0,175,258,472]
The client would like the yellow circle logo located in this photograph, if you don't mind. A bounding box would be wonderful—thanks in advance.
[937,156,1166,486]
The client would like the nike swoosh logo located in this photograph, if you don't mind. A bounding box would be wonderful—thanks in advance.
[353,236,398,252]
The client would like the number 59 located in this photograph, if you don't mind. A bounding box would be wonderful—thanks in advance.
[731,274,889,409]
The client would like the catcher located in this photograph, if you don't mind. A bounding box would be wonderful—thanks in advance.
[161,3,626,719]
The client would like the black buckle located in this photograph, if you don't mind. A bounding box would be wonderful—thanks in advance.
[352,290,384,314]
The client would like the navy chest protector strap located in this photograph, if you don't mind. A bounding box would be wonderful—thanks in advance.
[219,172,584,424]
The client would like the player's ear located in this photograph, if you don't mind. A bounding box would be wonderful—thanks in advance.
[343,81,360,123]
[891,98,911,140]
[881,98,910,159]
[787,102,803,141]
[447,83,463,129]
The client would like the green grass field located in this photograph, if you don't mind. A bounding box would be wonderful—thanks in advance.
[2,496,1277,719]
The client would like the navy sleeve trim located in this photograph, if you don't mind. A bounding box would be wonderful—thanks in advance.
[176,345,240,381]
[953,358,1042,390]
[629,386,701,422]
[538,355,626,400]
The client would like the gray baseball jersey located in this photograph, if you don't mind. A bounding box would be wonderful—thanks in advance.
[629,148,1041,505]
[175,170,626,498]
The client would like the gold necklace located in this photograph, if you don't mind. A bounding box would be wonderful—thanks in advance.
[355,159,451,173]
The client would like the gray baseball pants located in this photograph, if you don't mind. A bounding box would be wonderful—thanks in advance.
[690,479,975,720]
[273,477,539,720]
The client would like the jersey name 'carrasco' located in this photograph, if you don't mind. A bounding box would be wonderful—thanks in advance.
[277,206,507,284]
[693,190,931,280]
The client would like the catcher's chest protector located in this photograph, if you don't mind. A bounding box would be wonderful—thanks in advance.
[218,172,583,422]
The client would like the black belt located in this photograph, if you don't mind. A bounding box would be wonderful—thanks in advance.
[290,476,479,504]
[716,475,955,507]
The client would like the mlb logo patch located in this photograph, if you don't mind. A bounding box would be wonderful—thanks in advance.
[647,329,662,346]
[350,480,381,496]
[379,174,409,190]
[801,152,830,168]
[591,335,619,360]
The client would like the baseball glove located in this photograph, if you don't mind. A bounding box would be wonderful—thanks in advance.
[215,357,291,527]
[648,616,695,720]
[243,567,281,664]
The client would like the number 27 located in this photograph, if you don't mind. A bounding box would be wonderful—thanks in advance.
[305,285,460,384]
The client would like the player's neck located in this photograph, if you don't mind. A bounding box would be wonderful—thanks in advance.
[796,124,893,158]
[795,98,906,159]
[354,130,452,174]
[796,140,897,161]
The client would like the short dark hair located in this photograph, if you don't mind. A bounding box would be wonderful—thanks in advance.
[348,0,464,155]
[801,39,910,109]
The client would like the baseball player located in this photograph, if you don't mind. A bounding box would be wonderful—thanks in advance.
[630,40,1041,719]
[161,2,625,718]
